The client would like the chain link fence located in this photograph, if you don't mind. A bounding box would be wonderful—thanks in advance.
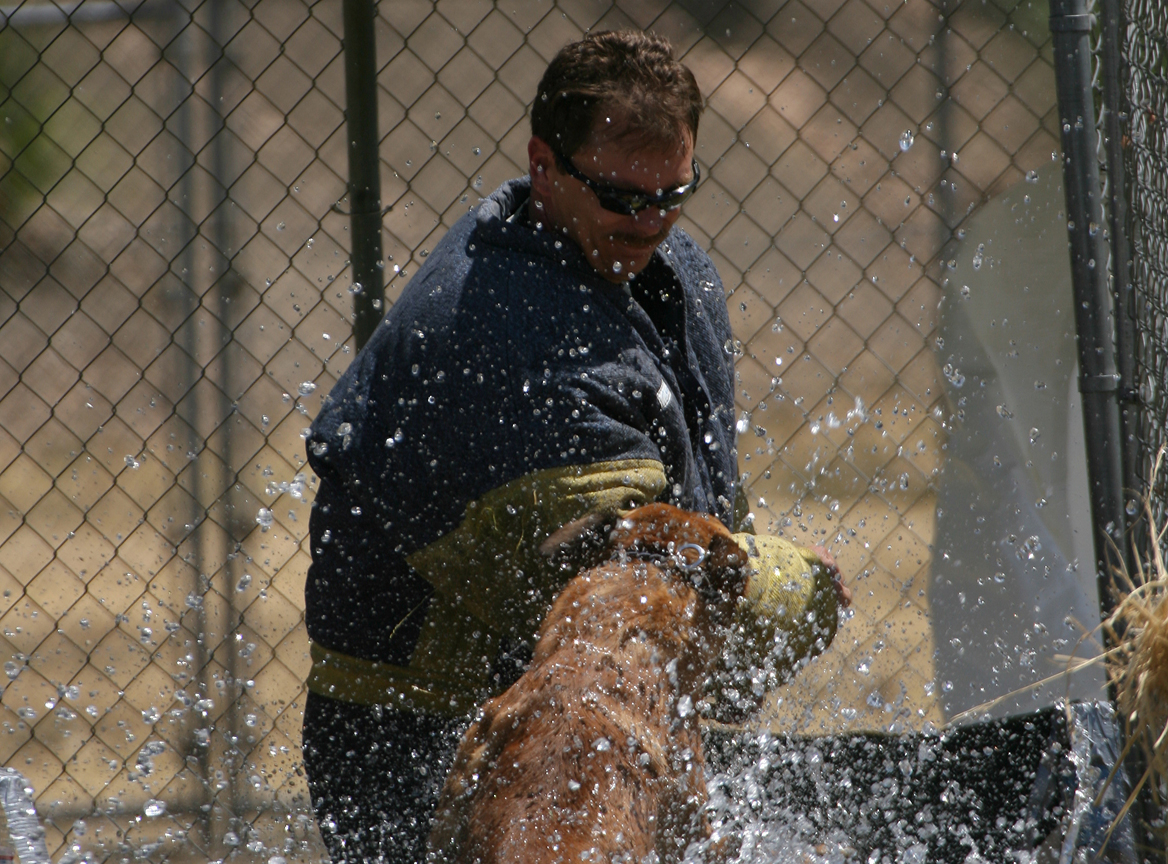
[1117,0,1168,514]
[0,0,1065,860]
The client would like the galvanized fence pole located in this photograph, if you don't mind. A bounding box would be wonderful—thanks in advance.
[1098,0,1143,554]
[343,0,384,350]
[1049,0,1129,614]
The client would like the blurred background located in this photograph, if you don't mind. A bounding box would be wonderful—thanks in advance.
[1,0,1161,860]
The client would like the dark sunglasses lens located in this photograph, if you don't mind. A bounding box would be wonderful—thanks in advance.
[597,185,694,215]
[661,185,695,210]
[597,194,641,215]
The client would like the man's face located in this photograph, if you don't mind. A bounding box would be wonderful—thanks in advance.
[528,121,695,283]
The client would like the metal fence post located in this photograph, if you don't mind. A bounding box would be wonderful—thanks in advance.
[1098,0,1143,553]
[343,0,384,350]
[1048,0,1128,612]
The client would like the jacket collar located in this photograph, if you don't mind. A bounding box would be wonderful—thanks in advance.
[475,176,677,281]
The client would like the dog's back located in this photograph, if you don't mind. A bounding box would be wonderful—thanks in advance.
[429,504,748,864]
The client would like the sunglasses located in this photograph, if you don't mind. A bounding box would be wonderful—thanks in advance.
[553,151,700,216]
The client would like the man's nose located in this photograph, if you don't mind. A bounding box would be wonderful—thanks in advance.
[631,206,668,234]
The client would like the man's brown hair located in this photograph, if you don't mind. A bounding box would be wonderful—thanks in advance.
[531,30,702,158]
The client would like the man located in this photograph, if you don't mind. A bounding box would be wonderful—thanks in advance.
[302,30,848,863]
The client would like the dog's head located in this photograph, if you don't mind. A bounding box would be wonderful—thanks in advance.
[542,503,749,601]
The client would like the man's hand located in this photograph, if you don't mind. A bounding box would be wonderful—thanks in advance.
[809,544,852,608]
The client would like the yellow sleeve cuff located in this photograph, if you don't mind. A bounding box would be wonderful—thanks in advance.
[406,459,668,642]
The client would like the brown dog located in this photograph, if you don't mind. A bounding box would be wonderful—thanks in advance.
[428,503,751,864]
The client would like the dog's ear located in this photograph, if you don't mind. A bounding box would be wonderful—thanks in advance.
[696,532,750,599]
[539,510,611,568]
[709,531,748,570]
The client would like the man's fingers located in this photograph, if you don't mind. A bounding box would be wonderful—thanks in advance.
[808,544,839,576]
[809,544,851,609]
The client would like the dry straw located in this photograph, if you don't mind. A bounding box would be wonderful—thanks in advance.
[1097,446,1168,856]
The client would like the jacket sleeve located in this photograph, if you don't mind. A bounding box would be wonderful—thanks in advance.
[406,459,668,641]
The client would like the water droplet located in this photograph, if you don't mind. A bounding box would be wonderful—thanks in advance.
[124,455,140,469]
[1029,427,1040,444]
[255,509,273,531]
[611,261,622,274]
[473,147,481,156]
[1126,499,1139,516]
[676,695,693,718]
[939,364,967,387]
[1025,170,1039,183]
[306,237,314,248]
[899,130,915,151]
[142,706,161,723]
[298,381,317,396]
[236,573,252,593]
[1018,535,1041,560]
[996,405,1013,419]
[143,800,166,818]
[4,662,20,680]
[960,284,971,299]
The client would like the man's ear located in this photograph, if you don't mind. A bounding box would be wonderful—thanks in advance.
[528,135,556,197]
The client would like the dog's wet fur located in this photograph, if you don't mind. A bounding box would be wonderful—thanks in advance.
[428,503,750,863]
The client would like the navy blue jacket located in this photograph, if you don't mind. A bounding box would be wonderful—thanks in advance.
[304,178,741,708]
